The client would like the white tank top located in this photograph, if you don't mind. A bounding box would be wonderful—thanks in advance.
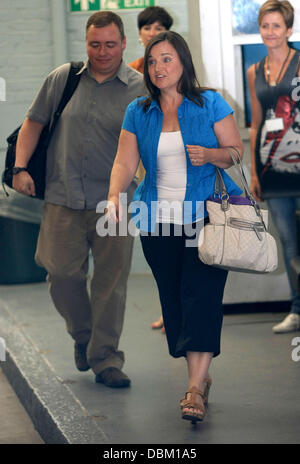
[156,131,187,224]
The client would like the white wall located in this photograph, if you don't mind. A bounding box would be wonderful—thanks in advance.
[0,0,53,156]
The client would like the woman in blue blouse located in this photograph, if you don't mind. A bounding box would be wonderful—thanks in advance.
[107,31,243,423]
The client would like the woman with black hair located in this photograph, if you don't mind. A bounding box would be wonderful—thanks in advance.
[107,31,243,423]
[129,6,173,73]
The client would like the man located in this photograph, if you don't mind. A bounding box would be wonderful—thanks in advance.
[13,11,145,388]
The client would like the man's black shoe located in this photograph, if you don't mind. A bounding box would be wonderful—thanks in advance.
[95,367,131,388]
[74,342,90,372]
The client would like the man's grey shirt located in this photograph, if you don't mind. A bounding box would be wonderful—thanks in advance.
[26,61,146,209]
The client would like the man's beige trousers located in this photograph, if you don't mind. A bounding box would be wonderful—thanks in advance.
[35,203,133,375]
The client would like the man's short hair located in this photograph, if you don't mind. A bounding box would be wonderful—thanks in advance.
[86,11,125,40]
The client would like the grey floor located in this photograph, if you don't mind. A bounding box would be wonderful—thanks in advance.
[0,367,44,444]
[0,275,300,444]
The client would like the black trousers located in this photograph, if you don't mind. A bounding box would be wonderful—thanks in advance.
[140,223,228,358]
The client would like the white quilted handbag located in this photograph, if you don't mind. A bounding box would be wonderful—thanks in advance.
[198,148,278,273]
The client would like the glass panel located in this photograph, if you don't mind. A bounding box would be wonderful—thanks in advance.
[232,0,300,35]
[232,0,265,35]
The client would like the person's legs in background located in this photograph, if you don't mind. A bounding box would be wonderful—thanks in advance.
[268,197,300,333]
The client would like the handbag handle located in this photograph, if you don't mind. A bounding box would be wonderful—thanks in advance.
[225,147,255,201]
[214,147,266,227]
[214,147,253,202]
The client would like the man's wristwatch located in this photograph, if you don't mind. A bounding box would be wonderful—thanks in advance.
[12,167,28,175]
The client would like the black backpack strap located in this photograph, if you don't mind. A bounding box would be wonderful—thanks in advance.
[47,61,84,139]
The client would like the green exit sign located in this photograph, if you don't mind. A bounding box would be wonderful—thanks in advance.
[70,0,155,12]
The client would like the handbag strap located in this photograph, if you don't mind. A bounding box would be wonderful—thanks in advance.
[214,147,253,201]
[214,147,266,227]
[214,168,230,211]
[226,148,253,196]
[214,168,226,196]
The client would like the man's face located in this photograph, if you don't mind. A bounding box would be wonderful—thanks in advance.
[86,23,126,79]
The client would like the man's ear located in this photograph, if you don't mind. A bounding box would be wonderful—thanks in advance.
[122,35,127,51]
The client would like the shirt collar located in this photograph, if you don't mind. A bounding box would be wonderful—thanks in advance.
[77,60,128,85]
[76,61,88,75]
[146,95,190,113]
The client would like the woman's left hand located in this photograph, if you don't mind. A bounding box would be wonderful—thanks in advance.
[186,145,210,166]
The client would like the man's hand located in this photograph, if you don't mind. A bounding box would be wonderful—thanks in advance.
[13,118,44,196]
[12,171,36,197]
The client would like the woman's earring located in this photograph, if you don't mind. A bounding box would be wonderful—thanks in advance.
[139,37,144,46]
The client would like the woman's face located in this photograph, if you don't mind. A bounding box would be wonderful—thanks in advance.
[147,40,183,93]
[259,11,292,49]
[139,21,166,47]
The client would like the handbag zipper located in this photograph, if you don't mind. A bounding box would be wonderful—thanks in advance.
[227,217,265,241]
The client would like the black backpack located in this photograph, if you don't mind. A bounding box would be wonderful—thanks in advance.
[2,61,84,200]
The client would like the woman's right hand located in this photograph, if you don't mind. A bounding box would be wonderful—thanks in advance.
[105,195,123,224]
[250,173,261,202]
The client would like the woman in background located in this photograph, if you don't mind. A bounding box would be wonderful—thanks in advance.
[129,6,173,334]
[247,0,300,334]
[129,6,173,73]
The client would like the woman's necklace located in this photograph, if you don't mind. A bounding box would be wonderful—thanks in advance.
[266,48,291,86]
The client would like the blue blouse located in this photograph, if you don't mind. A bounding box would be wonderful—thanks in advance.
[122,90,242,232]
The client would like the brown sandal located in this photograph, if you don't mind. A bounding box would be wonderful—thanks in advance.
[180,376,212,408]
[203,375,212,405]
[180,386,206,423]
